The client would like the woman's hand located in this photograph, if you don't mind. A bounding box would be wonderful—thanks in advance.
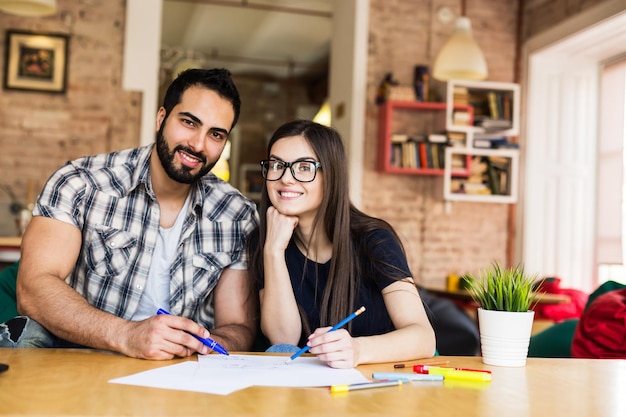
[306,327,361,369]
[265,206,298,252]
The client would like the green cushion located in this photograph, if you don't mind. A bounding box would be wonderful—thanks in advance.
[0,261,19,323]
[528,318,578,358]
[585,280,626,309]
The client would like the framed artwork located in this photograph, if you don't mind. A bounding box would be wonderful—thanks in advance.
[3,30,69,93]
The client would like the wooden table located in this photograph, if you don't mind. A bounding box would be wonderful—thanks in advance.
[1,348,623,416]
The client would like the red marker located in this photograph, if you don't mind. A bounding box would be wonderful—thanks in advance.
[413,364,491,374]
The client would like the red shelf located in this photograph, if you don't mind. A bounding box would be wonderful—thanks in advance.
[377,101,473,175]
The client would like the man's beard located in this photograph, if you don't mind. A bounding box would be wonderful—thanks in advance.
[155,124,217,184]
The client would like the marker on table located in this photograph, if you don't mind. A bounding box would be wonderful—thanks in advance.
[285,306,366,364]
[156,308,229,356]
[394,360,450,369]
[426,367,492,382]
[330,379,404,393]
[413,364,491,374]
[372,372,444,382]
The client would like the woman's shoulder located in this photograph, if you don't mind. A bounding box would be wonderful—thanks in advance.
[357,226,400,246]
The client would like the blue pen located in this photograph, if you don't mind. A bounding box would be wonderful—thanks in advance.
[156,308,229,356]
[285,306,366,364]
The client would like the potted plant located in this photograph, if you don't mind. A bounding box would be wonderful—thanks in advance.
[462,262,540,367]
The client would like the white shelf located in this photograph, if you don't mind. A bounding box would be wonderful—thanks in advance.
[442,79,521,204]
[444,147,519,204]
[445,79,521,140]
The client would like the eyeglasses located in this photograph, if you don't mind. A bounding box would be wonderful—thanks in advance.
[260,159,322,183]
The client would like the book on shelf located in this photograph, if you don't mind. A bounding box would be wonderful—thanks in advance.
[391,142,402,168]
[474,116,512,132]
[389,133,450,169]
[392,133,409,143]
[418,141,428,168]
[401,141,415,168]
[428,133,448,143]
[453,86,469,103]
[473,133,509,149]
[447,131,466,147]
[485,158,500,195]
[452,110,472,127]
[487,92,500,119]
[487,155,511,171]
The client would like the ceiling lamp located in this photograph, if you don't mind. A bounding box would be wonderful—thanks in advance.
[432,3,488,81]
[313,99,331,127]
[0,0,57,16]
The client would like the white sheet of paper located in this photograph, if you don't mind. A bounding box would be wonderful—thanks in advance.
[109,354,369,395]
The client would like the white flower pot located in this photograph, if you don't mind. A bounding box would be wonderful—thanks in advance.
[477,308,535,367]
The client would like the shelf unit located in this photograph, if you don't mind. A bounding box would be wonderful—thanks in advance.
[444,148,519,204]
[377,100,473,176]
[442,80,521,204]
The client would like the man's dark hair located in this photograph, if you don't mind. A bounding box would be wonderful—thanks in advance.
[161,68,241,129]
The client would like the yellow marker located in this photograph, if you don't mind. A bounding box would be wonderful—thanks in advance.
[428,367,492,382]
[330,379,404,393]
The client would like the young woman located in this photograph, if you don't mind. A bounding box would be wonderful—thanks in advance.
[249,120,436,368]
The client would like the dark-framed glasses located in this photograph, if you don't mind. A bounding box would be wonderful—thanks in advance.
[260,159,322,183]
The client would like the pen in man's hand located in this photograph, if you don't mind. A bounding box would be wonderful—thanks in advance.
[285,306,366,364]
[156,308,229,356]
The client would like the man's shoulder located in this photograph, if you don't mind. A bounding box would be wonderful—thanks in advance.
[61,146,151,194]
[69,146,150,171]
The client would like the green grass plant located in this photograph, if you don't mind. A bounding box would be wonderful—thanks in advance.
[462,262,539,312]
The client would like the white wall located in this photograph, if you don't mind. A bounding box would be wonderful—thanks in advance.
[123,0,163,146]
[329,0,369,207]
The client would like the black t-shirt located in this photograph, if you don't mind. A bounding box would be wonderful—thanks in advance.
[279,229,411,339]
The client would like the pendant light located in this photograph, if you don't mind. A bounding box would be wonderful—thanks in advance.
[0,0,57,17]
[432,0,488,81]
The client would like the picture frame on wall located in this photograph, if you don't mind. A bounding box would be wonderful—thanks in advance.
[3,30,69,94]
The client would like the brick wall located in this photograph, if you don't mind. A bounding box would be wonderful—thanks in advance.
[0,0,141,235]
[522,0,609,40]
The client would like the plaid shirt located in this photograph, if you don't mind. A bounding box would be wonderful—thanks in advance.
[34,145,259,329]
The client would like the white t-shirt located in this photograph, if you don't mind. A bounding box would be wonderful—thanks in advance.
[132,195,191,320]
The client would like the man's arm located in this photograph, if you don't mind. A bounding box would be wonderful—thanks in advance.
[210,268,258,351]
[17,216,214,359]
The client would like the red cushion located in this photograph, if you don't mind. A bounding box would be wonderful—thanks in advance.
[533,277,588,322]
[571,288,626,359]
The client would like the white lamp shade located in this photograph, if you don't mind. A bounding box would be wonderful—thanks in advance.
[433,16,488,81]
[0,0,57,16]
[313,99,331,127]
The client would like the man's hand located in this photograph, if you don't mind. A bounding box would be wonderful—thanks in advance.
[118,314,211,360]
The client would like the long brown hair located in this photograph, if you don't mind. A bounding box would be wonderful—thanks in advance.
[249,120,408,334]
